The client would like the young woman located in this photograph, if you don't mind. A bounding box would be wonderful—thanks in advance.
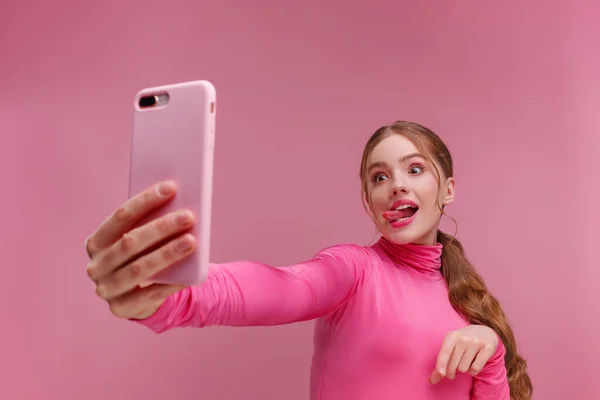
[85,121,532,399]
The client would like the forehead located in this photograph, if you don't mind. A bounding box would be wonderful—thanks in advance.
[368,134,419,162]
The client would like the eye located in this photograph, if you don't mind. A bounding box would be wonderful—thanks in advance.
[409,164,424,175]
[372,172,387,183]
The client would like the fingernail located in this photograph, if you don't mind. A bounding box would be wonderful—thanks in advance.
[439,368,445,375]
[158,181,176,196]
[176,211,192,225]
[177,235,193,251]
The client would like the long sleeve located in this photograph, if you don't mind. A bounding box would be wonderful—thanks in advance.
[134,244,369,333]
[471,337,510,399]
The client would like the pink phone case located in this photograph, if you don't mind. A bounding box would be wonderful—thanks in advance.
[128,80,216,286]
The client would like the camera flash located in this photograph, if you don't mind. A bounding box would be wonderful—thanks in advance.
[156,93,170,106]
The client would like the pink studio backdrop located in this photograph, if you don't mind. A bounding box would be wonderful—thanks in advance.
[1,1,598,399]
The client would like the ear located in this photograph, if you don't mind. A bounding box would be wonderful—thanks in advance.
[441,177,456,206]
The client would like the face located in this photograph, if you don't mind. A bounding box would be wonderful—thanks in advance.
[364,134,455,245]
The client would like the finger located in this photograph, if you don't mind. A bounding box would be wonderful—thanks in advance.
[457,343,480,375]
[95,233,196,300]
[469,343,496,376]
[429,369,444,385]
[108,283,185,319]
[87,208,195,282]
[446,341,468,380]
[435,332,457,378]
[85,180,177,258]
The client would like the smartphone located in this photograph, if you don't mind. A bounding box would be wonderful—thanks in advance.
[128,80,216,286]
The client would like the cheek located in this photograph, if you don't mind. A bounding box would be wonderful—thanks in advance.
[369,188,388,220]
[416,179,443,208]
[367,187,388,214]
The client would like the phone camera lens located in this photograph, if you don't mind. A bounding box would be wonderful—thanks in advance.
[139,95,157,108]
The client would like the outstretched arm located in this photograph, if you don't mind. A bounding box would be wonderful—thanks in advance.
[134,244,370,333]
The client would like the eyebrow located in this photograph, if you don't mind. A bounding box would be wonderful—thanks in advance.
[367,152,425,174]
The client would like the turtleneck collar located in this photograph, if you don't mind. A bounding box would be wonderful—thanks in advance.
[373,236,443,277]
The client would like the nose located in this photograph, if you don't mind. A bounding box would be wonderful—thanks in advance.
[390,181,409,197]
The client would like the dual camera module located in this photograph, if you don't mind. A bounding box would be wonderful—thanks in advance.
[139,93,170,109]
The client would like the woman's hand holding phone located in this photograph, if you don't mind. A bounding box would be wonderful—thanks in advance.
[85,180,195,320]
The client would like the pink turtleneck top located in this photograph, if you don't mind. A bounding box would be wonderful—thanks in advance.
[135,238,509,399]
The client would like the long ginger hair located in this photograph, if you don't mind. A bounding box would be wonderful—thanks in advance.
[359,121,532,400]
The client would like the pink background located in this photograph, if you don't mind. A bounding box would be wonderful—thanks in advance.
[1,1,598,399]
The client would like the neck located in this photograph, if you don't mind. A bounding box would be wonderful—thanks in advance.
[373,235,443,276]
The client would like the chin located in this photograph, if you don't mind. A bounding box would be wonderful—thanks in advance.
[380,230,412,245]
[378,219,438,246]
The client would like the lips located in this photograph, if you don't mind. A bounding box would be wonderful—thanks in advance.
[382,200,419,227]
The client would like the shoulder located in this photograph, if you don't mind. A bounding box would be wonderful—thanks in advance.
[314,243,369,259]
[314,243,377,272]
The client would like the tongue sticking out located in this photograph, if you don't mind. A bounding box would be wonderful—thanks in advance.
[383,207,418,221]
